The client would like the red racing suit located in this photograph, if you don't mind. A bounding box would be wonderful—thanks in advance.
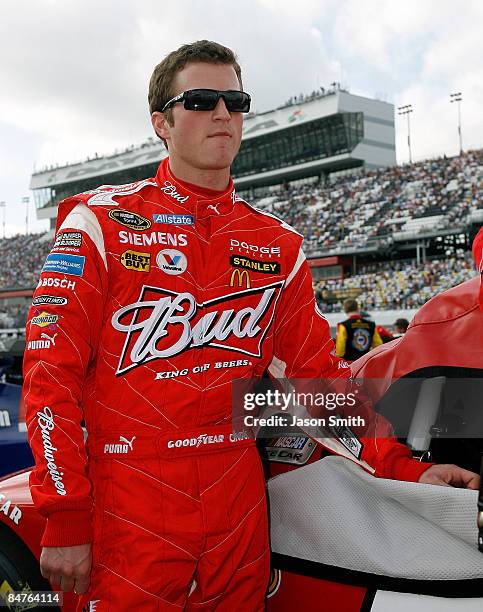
[23,158,431,611]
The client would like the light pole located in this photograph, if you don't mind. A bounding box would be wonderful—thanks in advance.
[450,92,463,155]
[0,202,5,239]
[398,104,414,163]
[22,196,30,235]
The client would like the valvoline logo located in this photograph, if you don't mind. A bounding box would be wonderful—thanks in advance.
[156,249,187,275]
[164,253,181,266]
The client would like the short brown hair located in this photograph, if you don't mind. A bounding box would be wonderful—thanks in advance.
[148,40,243,125]
[343,298,358,313]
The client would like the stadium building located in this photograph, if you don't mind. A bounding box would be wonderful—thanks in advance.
[30,86,396,230]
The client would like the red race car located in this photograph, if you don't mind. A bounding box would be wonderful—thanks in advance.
[1,262,483,611]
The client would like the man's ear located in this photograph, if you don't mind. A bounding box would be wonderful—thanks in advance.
[151,112,171,142]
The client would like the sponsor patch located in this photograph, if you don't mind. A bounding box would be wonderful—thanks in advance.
[159,180,190,203]
[111,281,284,374]
[153,213,195,226]
[331,417,363,459]
[120,250,151,272]
[27,332,58,350]
[230,238,281,257]
[54,231,82,249]
[42,253,85,277]
[264,435,316,465]
[119,230,187,247]
[230,255,281,274]
[33,295,68,306]
[230,268,251,289]
[31,312,59,328]
[104,436,136,454]
[156,249,188,275]
[37,277,76,290]
[108,209,151,230]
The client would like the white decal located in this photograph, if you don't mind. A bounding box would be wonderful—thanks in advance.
[207,203,221,215]
[0,493,22,524]
[159,180,190,203]
[86,179,158,206]
[37,407,66,495]
[37,277,76,290]
[104,435,136,454]
[111,282,283,374]
[119,230,187,247]
[230,238,281,256]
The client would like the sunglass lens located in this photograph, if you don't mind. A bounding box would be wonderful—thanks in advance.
[224,92,251,112]
[185,90,218,110]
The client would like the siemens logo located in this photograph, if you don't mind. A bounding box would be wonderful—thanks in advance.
[119,231,187,247]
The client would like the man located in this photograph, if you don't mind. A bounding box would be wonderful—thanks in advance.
[336,299,383,360]
[23,41,479,611]
[393,317,409,337]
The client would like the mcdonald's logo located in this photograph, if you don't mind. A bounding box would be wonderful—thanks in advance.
[230,268,251,289]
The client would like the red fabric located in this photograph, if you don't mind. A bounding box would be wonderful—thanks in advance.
[472,226,483,309]
[23,157,427,608]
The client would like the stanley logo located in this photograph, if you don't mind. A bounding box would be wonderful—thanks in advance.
[230,255,280,275]
[31,312,59,328]
[230,268,251,289]
[120,250,151,272]
[108,209,152,231]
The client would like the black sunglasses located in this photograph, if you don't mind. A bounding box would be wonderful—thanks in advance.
[161,89,251,113]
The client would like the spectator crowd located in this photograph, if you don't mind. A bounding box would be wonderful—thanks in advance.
[0,149,481,328]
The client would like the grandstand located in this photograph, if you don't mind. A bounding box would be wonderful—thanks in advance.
[0,88,480,341]
[30,86,396,230]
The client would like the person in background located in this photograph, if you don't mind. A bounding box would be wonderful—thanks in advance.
[393,317,410,337]
[336,299,383,360]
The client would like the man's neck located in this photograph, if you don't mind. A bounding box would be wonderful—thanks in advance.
[168,158,230,192]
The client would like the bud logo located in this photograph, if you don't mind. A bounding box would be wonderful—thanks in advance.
[37,406,66,495]
[109,209,152,231]
[156,249,187,275]
[230,268,251,289]
[31,312,59,328]
[104,435,136,454]
[33,295,68,306]
[111,282,283,374]
[121,250,151,272]
[160,180,190,203]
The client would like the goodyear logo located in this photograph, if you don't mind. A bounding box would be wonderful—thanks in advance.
[230,255,281,275]
[31,312,59,328]
[108,209,152,231]
[230,268,251,289]
[120,250,151,272]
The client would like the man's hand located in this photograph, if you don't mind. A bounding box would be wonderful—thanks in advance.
[418,464,480,489]
[40,544,92,594]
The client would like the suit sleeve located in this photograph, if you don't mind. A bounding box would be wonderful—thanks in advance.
[268,246,432,482]
[23,202,108,546]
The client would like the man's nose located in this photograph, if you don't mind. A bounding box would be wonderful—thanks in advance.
[212,96,231,119]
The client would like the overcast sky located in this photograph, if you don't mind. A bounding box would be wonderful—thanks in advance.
[1,0,482,236]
